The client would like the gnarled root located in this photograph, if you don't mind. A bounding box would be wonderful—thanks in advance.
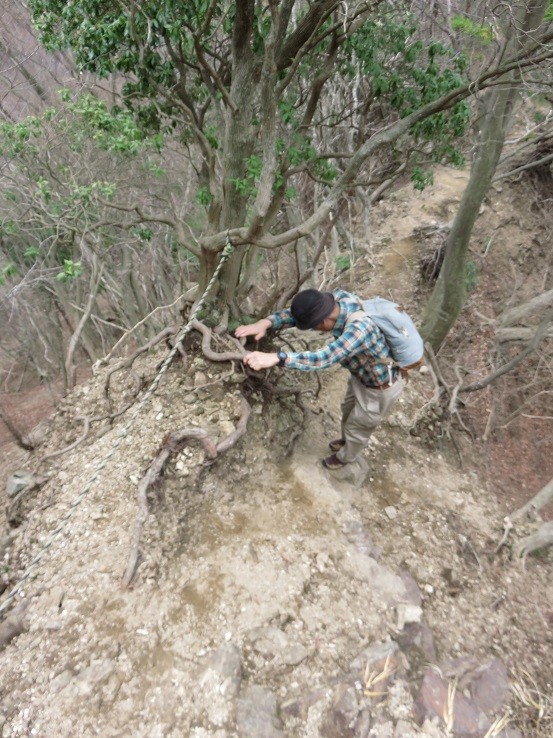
[37,416,90,468]
[190,319,246,362]
[511,477,553,522]
[122,396,251,588]
[104,326,180,396]
[516,521,553,568]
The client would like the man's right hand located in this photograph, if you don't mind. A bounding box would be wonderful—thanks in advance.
[235,318,272,342]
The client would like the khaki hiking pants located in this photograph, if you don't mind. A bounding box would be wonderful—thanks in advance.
[336,374,404,464]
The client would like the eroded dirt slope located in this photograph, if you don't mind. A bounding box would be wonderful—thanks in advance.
[0,166,551,737]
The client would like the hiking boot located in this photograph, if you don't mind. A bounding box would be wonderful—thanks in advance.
[322,453,347,470]
[328,438,346,452]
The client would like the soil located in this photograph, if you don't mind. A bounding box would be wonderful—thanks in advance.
[0,167,551,738]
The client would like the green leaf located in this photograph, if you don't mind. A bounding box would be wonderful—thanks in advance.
[56,259,83,283]
[2,263,17,279]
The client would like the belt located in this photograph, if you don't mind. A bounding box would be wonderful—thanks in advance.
[369,376,399,391]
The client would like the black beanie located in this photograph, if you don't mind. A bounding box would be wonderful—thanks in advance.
[290,290,335,330]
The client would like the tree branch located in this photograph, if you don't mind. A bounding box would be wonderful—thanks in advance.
[460,308,553,392]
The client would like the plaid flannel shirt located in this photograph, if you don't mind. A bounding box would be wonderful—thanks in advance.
[268,289,398,388]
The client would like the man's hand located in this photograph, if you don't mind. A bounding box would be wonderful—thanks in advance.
[235,318,272,342]
[243,351,279,371]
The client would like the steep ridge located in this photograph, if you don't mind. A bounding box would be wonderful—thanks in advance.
[0,167,551,737]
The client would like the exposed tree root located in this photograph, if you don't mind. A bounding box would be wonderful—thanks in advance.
[37,416,90,467]
[104,320,244,402]
[516,521,553,568]
[495,478,553,563]
[409,345,471,460]
[511,477,553,522]
[190,319,246,362]
[122,396,251,588]
[104,326,180,395]
[120,316,297,587]
[507,478,553,566]
[35,396,148,470]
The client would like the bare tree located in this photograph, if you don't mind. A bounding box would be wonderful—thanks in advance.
[421,0,552,349]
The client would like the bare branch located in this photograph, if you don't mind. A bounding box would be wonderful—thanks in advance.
[461,308,553,392]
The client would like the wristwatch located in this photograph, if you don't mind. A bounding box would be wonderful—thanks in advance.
[277,351,287,367]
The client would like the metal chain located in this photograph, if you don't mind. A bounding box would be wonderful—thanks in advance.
[0,235,235,615]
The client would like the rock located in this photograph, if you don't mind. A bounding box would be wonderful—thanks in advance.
[49,669,73,694]
[194,371,208,387]
[0,601,29,652]
[354,709,371,738]
[385,506,398,520]
[350,640,399,676]
[415,668,491,736]
[248,626,289,658]
[6,471,36,498]
[396,603,423,630]
[395,622,437,664]
[340,554,406,605]
[195,644,242,727]
[321,683,359,738]
[468,658,510,715]
[0,533,15,560]
[281,643,308,666]
[0,614,28,652]
[236,685,284,738]
[281,688,330,720]
[247,626,307,666]
[397,570,422,607]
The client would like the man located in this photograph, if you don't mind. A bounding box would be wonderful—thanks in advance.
[235,288,404,469]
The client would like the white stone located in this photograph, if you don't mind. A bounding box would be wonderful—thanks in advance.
[396,603,423,630]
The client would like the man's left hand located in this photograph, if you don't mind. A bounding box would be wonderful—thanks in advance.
[243,351,279,371]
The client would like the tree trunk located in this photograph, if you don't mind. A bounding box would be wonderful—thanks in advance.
[65,261,104,390]
[421,0,549,350]
[217,2,257,307]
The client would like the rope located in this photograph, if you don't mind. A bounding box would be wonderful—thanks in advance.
[0,235,235,615]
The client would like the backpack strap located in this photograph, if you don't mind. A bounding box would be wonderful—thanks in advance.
[344,308,395,385]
